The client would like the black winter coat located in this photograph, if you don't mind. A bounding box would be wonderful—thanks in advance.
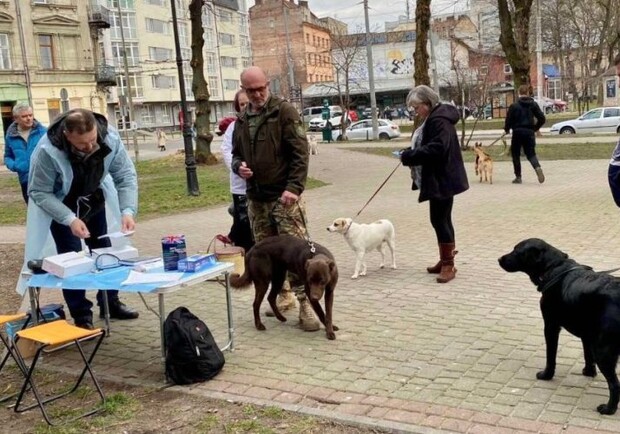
[400,104,469,202]
[504,97,545,133]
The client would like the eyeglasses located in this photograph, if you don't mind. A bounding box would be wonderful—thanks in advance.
[243,85,268,94]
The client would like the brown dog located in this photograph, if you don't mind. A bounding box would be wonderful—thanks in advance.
[474,142,493,184]
[230,234,339,340]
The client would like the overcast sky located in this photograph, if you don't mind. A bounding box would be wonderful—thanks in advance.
[245,0,468,31]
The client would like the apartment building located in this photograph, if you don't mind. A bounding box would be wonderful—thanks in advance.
[94,0,249,129]
[249,0,343,98]
[0,0,104,140]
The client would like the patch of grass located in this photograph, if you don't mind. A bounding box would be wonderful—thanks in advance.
[349,141,617,163]
[225,419,275,433]
[101,391,139,419]
[0,156,328,226]
[195,413,220,431]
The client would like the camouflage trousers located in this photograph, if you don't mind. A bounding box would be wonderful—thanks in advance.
[248,197,309,296]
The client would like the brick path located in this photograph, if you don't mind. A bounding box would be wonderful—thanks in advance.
[9,137,620,433]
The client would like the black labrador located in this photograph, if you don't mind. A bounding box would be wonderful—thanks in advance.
[499,238,620,415]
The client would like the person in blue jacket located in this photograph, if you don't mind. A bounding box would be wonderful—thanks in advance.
[27,108,139,330]
[3,103,47,203]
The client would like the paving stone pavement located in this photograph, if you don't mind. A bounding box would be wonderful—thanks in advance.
[9,141,620,433]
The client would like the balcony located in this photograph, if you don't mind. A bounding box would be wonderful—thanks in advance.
[95,64,117,87]
[88,4,111,29]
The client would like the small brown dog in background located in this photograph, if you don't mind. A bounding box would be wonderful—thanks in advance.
[474,142,493,184]
[308,134,319,155]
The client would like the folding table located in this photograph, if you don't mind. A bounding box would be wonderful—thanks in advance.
[26,262,236,362]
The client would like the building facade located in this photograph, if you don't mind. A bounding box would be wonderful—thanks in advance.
[93,0,248,130]
[0,0,105,141]
[249,0,342,99]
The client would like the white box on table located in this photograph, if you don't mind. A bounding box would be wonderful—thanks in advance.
[42,252,95,278]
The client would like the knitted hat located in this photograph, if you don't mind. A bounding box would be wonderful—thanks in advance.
[216,116,236,136]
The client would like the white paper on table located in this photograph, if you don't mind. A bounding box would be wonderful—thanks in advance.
[97,230,135,240]
[121,270,184,285]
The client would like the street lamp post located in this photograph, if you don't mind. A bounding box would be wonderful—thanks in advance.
[170,0,199,196]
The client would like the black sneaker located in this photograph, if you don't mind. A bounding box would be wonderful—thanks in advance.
[75,321,94,330]
[512,177,522,184]
[100,302,139,320]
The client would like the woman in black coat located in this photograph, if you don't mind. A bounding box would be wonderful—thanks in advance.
[400,85,469,283]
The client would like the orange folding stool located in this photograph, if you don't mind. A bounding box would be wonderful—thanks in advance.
[12,320,105,425]
[0,313,30,403]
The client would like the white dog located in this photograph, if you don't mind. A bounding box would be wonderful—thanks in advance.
[308,134,319,155]
[327,218,396,279]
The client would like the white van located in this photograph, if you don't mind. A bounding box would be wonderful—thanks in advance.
[302,105,341,124]
[301,107,323,124]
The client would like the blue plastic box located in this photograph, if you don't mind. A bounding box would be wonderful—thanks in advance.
[177,253,217,272]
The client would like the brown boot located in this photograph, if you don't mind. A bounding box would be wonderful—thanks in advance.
[436,242,457,283]
[264,286,297,317]
[427,244,457,274]
[298,294,320,332]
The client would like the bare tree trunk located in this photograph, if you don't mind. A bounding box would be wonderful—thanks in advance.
[497,0,534,89]
[189,0,217,165]
[414,0,431,86]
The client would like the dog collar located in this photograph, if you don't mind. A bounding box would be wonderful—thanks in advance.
[537,265,591,293]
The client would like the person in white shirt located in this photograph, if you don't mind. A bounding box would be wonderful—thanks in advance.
[219,90,254,251]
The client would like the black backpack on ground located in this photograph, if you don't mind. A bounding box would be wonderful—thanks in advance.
[164,306,225,385]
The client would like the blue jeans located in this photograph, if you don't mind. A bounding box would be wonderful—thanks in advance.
[50,208,119,323]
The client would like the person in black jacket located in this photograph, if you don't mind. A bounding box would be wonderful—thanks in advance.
[504,84,546,184]
[400,85,469,283]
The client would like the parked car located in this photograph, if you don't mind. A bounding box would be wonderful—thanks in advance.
[534,96,568,114]
[308,111,350,131]
[549,106,620,135]
[335,119,401,141]
[301,105,340,124]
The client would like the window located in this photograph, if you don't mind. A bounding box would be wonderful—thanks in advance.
[604,108,620,118]
[240,36,250,56]
[184,71,193,98]
[224,79,238,91]
[178,22,189,47]
[220,56,237,68]
[141,105,154,125]
[204,30,215,50]
[146,18,169,34]
[117,73,144,98]
[154,104,171,124]
[504,64,512,74]
[208,76,219,97]
[582,109,602,120]
[220,10,232,22]
[306,33,310,44]
[149,47,173,62]
[151,74,176,89]
[181,49,191,62]
[479,65,488,76]
[0,34,11,69]
[206,53,217,74]
[607,79,617,99]
[111,42,139,67]
[110,12,137,39]
[219,33,234,45]
[109,0,135,8]
[202,9,213,27]
[239,15,248,33]
[242,57,250,68]
[39,34,54,69]
[144,0,165,5]
[47,99,60,122]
